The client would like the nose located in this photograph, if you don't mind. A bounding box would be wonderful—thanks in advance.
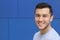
[39,16,43,22]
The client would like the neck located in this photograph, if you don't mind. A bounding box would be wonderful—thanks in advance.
[40,24,51,35]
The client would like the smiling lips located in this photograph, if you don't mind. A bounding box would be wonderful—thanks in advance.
[38,22,45,27]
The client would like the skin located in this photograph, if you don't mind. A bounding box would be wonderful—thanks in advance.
[35,8,53,34]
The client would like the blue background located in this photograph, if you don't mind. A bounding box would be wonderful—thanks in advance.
[0,0,60,40]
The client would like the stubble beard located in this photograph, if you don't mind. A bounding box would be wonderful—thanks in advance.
[40,23,50,31]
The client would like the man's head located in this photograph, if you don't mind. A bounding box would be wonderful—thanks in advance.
[34,2,53,30]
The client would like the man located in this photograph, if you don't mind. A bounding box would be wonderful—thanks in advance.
[33,2,60,40]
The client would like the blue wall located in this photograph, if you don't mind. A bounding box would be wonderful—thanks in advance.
[0,0,60,40]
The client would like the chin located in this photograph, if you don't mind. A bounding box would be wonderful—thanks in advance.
[38,26,46,30]
[39,28,45,30]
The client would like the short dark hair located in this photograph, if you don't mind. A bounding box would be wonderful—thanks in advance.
[35,2,53,16]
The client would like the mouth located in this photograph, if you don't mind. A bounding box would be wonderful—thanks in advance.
[38,22,45,27]
[39,23,44,26]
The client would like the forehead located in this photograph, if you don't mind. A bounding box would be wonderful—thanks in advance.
[35,8,50,14]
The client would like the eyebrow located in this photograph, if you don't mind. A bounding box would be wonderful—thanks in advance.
[35,13,49,16]
[35,13,48,15]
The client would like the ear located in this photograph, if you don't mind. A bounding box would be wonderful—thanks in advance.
[50,15,54,22]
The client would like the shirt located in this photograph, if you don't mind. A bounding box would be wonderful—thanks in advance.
[33,27,60,40]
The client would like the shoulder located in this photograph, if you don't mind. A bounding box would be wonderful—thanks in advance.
[33,31,40,40]
[46,28,60,40]
[34,31,40,36]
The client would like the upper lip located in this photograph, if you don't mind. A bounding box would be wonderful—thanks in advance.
[38,22,44,24]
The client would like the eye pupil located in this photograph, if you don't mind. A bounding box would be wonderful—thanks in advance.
[35,14,40,17]
[35,14,48,17]
[43,15,47,17]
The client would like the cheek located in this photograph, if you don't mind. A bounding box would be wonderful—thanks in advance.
[44,18,50,23]
[35,17,39,24]
[35,17,38,21]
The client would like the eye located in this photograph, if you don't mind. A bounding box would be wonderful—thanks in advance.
[35,14,40,17]
[43,14,48,17]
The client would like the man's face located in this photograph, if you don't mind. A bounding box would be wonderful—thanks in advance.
[35,8,53,30]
